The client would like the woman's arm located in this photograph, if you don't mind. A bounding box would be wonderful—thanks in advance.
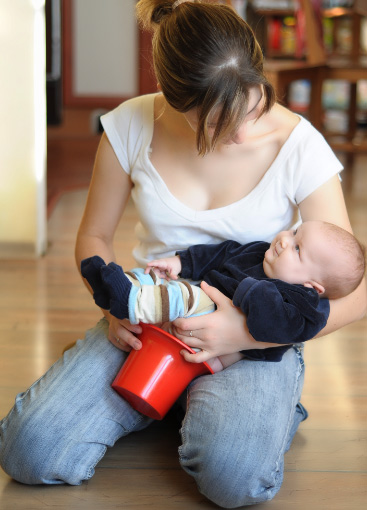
[75,133,132,267]
[298,174,367,332]
[174,174,366,363]
[75,133,143,351]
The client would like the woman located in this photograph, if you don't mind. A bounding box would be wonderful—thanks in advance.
[1,1,365,507]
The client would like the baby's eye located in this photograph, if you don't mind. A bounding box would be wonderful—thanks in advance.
[293,229,298,236]
[295,244,300,253]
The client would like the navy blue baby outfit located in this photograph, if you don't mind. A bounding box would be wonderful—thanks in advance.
[177,240,330,362]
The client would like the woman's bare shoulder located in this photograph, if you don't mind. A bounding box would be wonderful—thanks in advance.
[265,103,300,139]
[248,103,300,150]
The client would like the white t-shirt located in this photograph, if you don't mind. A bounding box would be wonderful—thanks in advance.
[101,94,343,266]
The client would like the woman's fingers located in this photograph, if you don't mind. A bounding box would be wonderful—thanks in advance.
[200,280,232,307]
[172,282,250,360]
[108,317,142,351]
[174,281,233,333]
[171,323,204,346]
[180,348,211,364]
[110,335,131,352]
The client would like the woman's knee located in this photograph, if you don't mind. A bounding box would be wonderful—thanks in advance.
[0,324,118,485]
[179,438,281,508]
[177,361,299,508]
[178,404,282,508]
[0,399,110,486]
[0,402,62,484]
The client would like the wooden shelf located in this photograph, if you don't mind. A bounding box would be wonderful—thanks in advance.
[325,133,367,153]
[258,1,367,158]
[354,0,367,17]
[326,56,367,79]
[323,7,355,18]
[257,6,366,19]
[255,2,366,61]
[254,9,295,17]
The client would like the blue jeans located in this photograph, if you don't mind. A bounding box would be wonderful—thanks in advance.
[0,319,307,508]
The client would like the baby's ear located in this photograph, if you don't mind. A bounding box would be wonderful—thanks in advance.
[304,281,325,295]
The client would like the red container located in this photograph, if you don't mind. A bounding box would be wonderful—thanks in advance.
[112,323,213,420]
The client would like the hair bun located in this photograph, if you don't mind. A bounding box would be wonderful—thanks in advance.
[136,1,178,31]
[151,5,172,24]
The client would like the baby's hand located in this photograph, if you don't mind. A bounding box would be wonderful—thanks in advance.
[145,255,182,280]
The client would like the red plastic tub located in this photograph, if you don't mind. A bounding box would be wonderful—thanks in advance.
[112,323,213,420]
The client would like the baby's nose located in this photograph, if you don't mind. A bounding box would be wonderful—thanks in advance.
[279,235,290,250]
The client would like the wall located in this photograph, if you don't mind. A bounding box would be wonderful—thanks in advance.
[73,0,137,97]
[0,0,47,257]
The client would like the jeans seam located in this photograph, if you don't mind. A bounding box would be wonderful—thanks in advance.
[85,446,108,481]
[83,413,148,481]
[178,390,191,462]
[266,347,304,496]
[124,414,147,434]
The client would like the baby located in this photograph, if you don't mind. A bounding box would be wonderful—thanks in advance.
[81,221,365,371]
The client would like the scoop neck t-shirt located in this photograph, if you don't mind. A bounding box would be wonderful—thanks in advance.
[101,94,343,266]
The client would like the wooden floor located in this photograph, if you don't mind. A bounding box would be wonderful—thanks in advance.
[0,153,366,509]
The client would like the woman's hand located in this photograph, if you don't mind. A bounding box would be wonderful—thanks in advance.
[103,311,143,352]
[171,281,256,364]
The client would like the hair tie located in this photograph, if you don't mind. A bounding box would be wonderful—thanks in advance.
[172,0,188,10]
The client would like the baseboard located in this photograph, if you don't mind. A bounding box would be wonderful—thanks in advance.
[0,242,39,259]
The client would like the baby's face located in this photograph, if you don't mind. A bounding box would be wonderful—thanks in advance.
[263,222,331,289]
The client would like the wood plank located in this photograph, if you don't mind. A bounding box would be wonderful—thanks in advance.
[299,395,367,430]
[1,469,366,510]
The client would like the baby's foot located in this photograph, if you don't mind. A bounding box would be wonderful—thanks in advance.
[205,357,224,373]
[81,256,110,309]
[101,262,132,319]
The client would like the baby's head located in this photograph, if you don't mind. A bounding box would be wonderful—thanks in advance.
[263,221,366,299]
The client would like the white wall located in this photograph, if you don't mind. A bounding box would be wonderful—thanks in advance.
[0,0,47,257]
[73,0,138,97]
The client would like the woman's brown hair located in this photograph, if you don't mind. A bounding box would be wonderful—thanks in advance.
[136,1,275,155]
